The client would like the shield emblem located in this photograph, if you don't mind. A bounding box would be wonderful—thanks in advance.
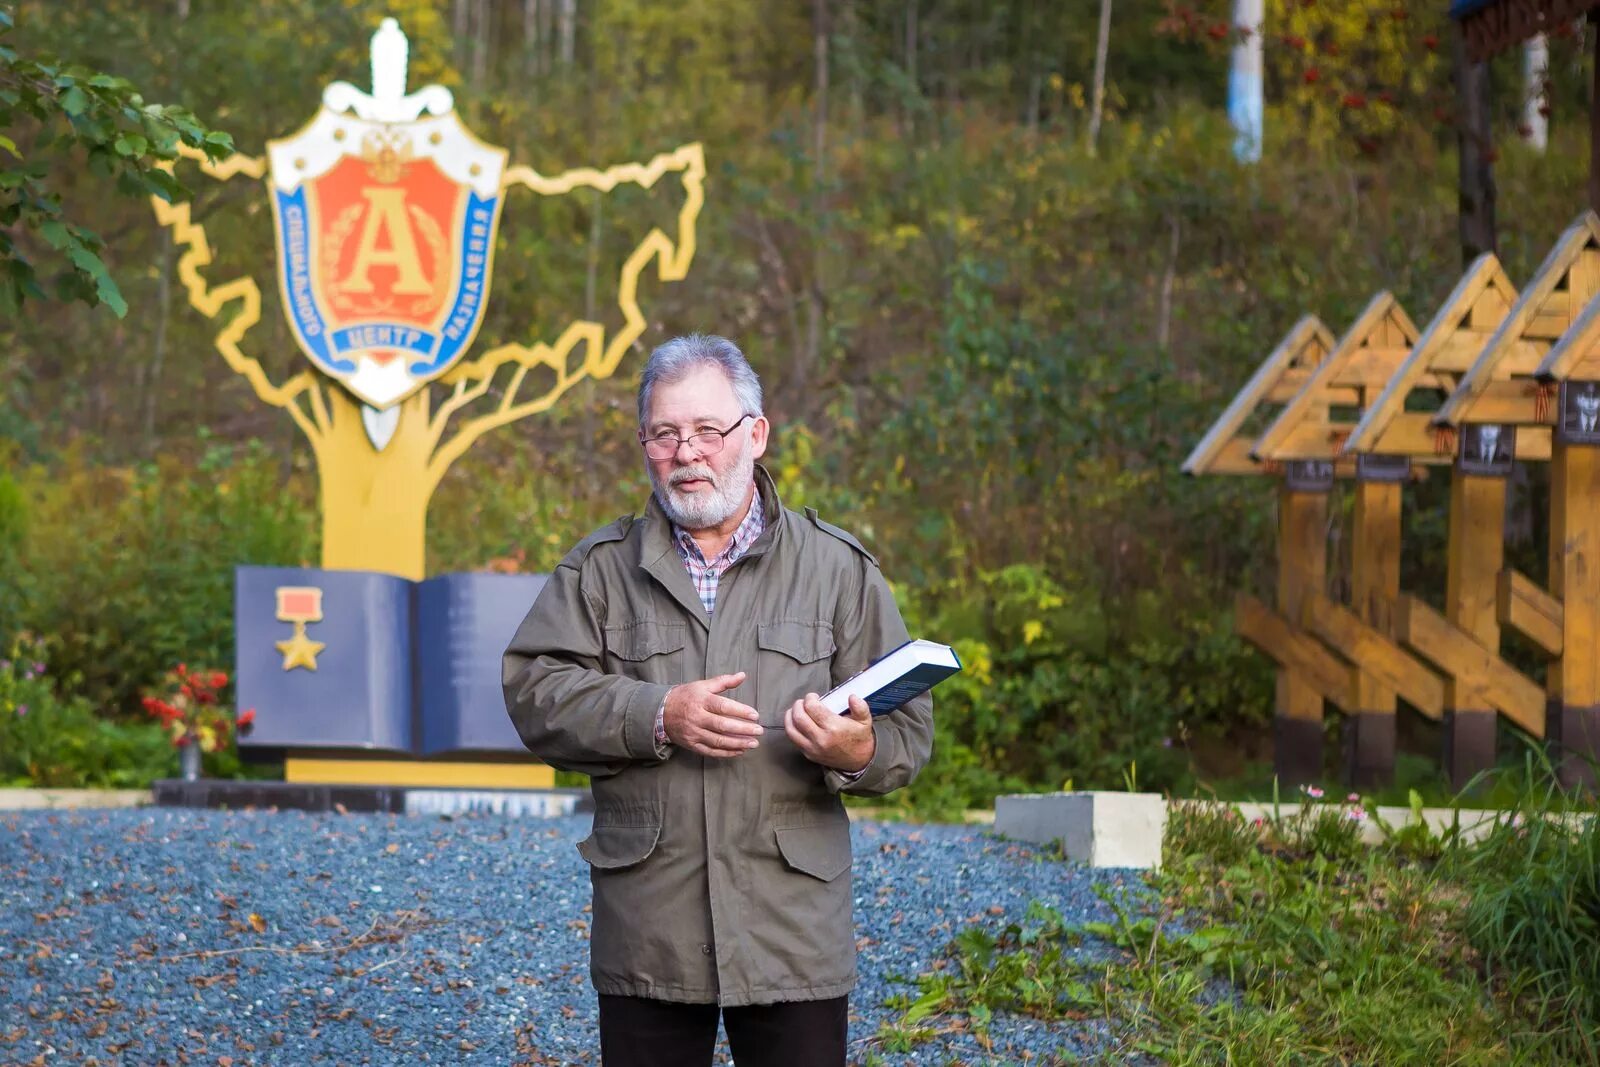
[265,26,507,410]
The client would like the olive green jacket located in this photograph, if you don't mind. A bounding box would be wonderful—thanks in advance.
[501,465,934,1006]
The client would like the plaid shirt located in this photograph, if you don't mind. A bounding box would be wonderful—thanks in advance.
[653,491,765,749]
[650,489,865,779]
[673,489,767,618]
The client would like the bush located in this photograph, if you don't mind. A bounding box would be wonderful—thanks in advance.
[0,633,175,787]
[874,562,1271,816]
[5,435,316,717]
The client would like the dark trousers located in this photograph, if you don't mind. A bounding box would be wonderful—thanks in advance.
[597,993,848,1067]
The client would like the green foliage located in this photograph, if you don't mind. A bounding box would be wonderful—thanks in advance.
[4,436,316,716]
[1448,766,1600,1059]
[0,2,1592,797]
[868,563,1270,818]
[0,631,174,787]
[878,789,1600,1063]
[0,8,232,315]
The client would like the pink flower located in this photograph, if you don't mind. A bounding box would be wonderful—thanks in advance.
[1346,807,1366,822]
[1301,785,1324,799]
[1347,793,1360,803]
[15,704,26,717]
[1252,816,1265,828]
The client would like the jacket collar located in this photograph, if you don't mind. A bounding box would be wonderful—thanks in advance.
[638,464,786,626]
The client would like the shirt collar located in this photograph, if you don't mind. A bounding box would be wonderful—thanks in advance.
[673,486,765,565]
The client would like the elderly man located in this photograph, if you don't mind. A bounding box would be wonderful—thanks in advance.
[501,334,934,1067]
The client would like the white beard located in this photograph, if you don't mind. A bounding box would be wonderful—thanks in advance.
[648,433,756,531]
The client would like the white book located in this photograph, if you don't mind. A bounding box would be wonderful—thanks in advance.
[821,638,962,716]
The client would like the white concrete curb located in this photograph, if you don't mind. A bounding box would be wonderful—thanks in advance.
[0,788,154,810]
[995,792,1169,869]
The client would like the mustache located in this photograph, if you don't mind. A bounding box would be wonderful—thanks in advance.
[666,465,716,489]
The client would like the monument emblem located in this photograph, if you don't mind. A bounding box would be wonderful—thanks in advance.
[266,20,506,436]
[149,18,704,788]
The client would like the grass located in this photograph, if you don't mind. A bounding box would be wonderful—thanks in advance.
[867,750,1600,1065]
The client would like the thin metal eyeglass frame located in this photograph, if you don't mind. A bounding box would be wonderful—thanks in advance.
[639,414,753,461]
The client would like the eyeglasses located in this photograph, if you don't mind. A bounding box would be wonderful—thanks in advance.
[639,414,752,460]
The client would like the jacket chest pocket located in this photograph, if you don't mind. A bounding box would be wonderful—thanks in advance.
[604,621,689,684]
[756,620,836,723]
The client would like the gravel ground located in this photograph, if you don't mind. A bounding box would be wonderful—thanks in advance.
[0,809,1144,1066]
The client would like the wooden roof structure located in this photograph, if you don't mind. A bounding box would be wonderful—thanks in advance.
[1539,284,1600,379]
[1253,293,1422,462]
[1345,255,1551,461]
[1181,316,1341,476]
[1436,211,1600,426]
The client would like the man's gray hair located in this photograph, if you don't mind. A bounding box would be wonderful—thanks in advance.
[637,334,764,426]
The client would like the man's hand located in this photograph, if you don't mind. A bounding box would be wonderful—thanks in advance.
[662,672,763,758]
[784,693,875,773]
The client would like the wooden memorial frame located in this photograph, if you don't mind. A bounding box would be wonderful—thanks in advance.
[1529,295,1600,787]
[1435,211,1600,789]
[1183,317,1354,787]
[1252,293,1437,788]
[1345,255,1546,788]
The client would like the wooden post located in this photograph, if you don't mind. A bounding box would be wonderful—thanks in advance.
[1347,480,1401,787]
[1549,441,1600,789]
[1444,473,1505,789]
[1275,484,1328,786]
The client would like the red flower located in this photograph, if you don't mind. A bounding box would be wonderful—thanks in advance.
[1207,22,1229,40]
[237,708,256,728]
[1341,92,1367,109]
[175,734,191,747]
[210,671,228,689]
[1303,67,1321,84]
[1422,34,1439,50]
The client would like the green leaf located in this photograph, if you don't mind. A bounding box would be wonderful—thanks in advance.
[37,220,70,250]
[58,85,89,116]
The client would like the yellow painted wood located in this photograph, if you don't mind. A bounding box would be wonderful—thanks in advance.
[1348,254,1518,454]
[1497,568,1563,656]
[1441,379,1556,425]
[1200,438,1360,476]
[285,757,556,789]
[1446,474,1506,710]
[1440,210,1600,426]
[1549,444,1600,710]
[1255,292,1418,462]
[1396,596,1545,737]
[1183,316,1337,476]
[1267,377,1360,406]
[1236,593,1358,712]
[1352,481,1403,712]
[1301,592,1444,718]
[1266,420,1360,461]
[1275,486,1332,721]
[1538,283,1600,380]
[153,141,709,580]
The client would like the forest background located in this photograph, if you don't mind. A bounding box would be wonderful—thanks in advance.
[1,0,1593,812]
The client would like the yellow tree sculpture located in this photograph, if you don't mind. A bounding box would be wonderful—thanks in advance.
[149,23,703,581]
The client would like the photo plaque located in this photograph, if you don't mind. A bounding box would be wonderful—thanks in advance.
[1456,423,1516,476]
